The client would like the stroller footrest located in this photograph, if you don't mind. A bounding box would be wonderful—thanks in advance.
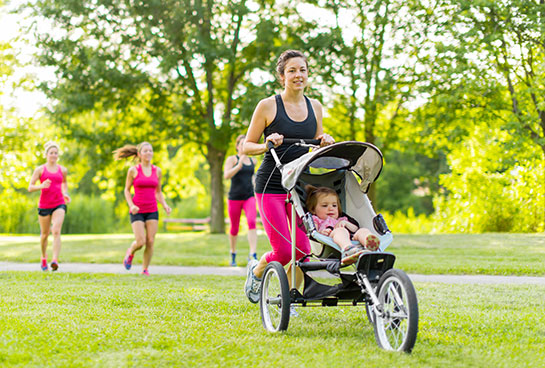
[355,252,396,282]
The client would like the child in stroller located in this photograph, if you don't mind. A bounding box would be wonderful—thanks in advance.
[305,185,380,266]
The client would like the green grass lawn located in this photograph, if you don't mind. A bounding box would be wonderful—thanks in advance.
[1,232,544,275]
[0,272,543,367]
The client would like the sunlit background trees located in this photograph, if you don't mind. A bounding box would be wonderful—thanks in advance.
[1,0,543,234]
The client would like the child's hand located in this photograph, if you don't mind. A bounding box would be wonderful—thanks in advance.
[334,220,348,229]
[319,228,332,236]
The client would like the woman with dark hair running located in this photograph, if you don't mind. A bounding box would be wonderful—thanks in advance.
[223,134,258,267]
[114,142,171,276]
[243,50,334,304]
[28,141,71,271]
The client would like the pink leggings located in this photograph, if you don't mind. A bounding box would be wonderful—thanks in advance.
[227,197,257,236]
[256,193,310,266]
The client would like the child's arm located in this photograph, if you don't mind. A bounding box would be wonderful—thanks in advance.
[334,218,359,233]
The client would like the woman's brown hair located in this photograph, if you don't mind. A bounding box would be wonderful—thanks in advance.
[113,142,152,161]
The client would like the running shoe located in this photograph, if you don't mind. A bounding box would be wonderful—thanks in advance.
[123,249,134,270]
[341,245,366,266]
[290,305,299,317]
[40,258,48,272]
[244,259,261,303]
[141,269,149,276]
[50,260,58,271]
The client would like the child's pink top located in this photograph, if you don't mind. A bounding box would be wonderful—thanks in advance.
[312,215,348,233]
[132,164,159,213]
[39,165,65,209]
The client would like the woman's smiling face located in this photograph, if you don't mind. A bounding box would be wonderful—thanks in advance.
[280,57,308,90]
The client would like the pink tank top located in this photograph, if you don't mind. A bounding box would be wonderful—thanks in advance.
[132,164,159,213]
[39,165,65,209]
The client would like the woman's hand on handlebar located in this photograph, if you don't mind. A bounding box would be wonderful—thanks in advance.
[265,133,284,150]
[316,133,335,147]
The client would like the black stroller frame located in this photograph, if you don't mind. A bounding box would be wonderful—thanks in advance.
[259,139,419,353]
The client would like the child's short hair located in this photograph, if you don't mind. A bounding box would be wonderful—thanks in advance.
[305,185,342,213]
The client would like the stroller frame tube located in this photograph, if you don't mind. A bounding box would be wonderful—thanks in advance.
[290,197,297,290]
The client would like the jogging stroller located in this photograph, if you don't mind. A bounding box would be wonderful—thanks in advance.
[259,139,419,353]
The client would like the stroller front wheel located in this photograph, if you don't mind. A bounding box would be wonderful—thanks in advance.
[372,269,419,352]
[260,261,291,332]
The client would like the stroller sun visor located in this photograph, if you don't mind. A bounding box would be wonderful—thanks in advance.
[281,141,383,193]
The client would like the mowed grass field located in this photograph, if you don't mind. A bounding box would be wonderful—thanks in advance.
[1,232,544,275]
[1,272,544,367]
[1,232,544,367]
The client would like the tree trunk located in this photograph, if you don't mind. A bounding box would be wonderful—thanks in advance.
[207,144,226,233]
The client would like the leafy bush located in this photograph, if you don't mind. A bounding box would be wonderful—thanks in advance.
[62,194,119,234]
[2,191,122,234]
[0,189,37,234]
[432,130,544,233]
[381,208,437,234]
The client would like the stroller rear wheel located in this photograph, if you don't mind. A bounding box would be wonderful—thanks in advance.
[260,262,290,332]
[372,269,418,352]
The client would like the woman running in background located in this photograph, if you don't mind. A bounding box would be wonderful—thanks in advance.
[114,142,171,276]
[223,134,258,267]
[28,141,70,271]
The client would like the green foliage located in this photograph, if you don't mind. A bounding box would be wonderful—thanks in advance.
[432,126,545,233]
[382,209,436,235]
[0,191,125,234]
[170,195,210,219]
[62,194,119,234]
[0,189,36,233]
[376,149,447,215]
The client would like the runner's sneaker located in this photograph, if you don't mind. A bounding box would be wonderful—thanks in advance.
[341,244,366,266]
[40,258,48,271]
[290,305,299,317]
[123,248,134,270]
[244,259,261,303]
[50,260,58,271]
[141,269,149,276]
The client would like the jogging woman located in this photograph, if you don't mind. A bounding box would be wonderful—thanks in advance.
[114,142,171,275]
[28,141,70,271]
[243,50,334,303]
[223,134,258,267]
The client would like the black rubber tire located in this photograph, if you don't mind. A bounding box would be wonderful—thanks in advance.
[259,261,290,332]
[373,269,419,352]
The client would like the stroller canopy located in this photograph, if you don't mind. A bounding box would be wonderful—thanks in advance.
[281,141,383,193]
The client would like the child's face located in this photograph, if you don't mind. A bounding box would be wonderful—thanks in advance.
[314,194,339,220]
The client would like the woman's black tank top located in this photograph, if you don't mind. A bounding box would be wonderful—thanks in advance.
[228,156,255,200]
[254,94,317,194]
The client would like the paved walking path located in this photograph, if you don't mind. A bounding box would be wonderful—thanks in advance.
[2,262,545,284]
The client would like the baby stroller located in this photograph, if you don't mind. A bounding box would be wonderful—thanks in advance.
[259,139,419,353]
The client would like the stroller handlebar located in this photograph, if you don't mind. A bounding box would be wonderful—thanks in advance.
[267,138,321,169]
[266,138,321,151]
